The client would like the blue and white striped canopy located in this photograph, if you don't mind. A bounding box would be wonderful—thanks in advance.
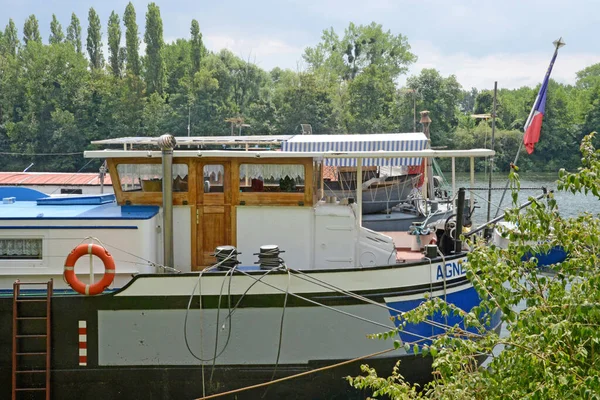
[281,133,429,166]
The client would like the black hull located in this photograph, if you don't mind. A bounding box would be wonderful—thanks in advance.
[0,258,489,400]
[0,293,434,400]
[1,355,435,400]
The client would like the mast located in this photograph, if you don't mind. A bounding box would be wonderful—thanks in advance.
[494,38,565,218]
[486,81,497,225]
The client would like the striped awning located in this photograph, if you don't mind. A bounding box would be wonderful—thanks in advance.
[281,133,428,166]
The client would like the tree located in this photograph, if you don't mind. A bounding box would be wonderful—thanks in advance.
[49,14,64,44]
[144,2,166,94]
[273,72,336,134]
[108,11,123,77]
[576,63,600,90]
[23,15,41,45]
[86,8,104,70]
[124,2,141,76]
[406,69,463,143]
[304,22,416,82]
[3,19,19,56]
[190,19,203,74]
[346,66,396,133]
[66,13,82,53]
[349,134,600,398]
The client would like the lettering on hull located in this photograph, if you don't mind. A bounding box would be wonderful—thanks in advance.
[434,258,466,281]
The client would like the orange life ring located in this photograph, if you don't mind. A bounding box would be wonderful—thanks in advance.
[63,244,115,295]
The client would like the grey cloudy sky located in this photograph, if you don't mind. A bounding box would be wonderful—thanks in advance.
[2,0,599,89]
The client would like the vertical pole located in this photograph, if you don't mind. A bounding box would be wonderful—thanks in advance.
[451,157,456,199]
[356,159,363,226]
[188,105,191,137]
[413,92,416,133]
[422,159,428,200]
[455,188,465,253]
[319,161,324,200]
[487,81,497,222]
[355,158,363,267]
[99,161,106,194]
[158,134,177,271]
[470,157,475,212]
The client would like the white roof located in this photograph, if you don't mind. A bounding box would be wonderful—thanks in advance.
[85,148,494,159]
[281,133,429,166]
[91,135,293,147]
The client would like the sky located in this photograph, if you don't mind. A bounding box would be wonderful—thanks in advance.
[2,0,600,90]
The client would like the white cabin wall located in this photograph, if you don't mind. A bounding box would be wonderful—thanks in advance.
[313,204,357,269]
[236,206,313,268]
[155,206,192,272]
[0,216,159,289]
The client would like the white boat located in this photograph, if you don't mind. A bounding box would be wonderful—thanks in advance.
[0,133,498,399]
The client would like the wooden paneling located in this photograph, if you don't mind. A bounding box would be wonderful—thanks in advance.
[195,161,233,269]
[108,158,193,206]
[238,193,305,206]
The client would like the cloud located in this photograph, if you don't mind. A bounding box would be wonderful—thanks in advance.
[204,34,304,70]
[403,40,600,90]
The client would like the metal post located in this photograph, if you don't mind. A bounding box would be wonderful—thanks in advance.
[470,157,475,211]
[420,111,434,202]
[487,81,497,222]
[356,159,363,226]
[451,157,456,199]
[158,134,177,271]
[99,161,107,194]
[455,188,465,253]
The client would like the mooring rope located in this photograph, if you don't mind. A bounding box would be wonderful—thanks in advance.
[193,347,399,400]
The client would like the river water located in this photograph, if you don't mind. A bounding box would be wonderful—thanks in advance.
[451,171,600,227]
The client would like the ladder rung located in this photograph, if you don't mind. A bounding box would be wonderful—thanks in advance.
[16,334,47,338]
[16,316,47,320]
[16,299,47,302]
[16,352,47,356]
[15,387,47,391]
[16,370,46,374]
[15,281,52,285]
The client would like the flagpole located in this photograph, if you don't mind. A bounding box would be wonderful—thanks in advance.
[493,38,565,218]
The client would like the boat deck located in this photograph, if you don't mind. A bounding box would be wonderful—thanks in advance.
[383,231,427,263]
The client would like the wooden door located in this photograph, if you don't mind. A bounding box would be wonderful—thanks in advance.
[196,162,233,267]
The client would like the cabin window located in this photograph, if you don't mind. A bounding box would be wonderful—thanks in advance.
[117,164,189,192]
[61,188,83,194]
[0,239,42,260]
[239,164,305,193]
[203,165,224,193]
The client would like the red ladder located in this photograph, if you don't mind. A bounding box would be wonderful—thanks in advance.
[12,280,52,400]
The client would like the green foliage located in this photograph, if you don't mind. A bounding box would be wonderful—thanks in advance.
[406,69,463,142]
[3,19,19,56]
[23,15,41,45]
[86,8,104,69]
[144,2,166,95]
[49,14,64,45]
[190,19,204,74]
[124,2,141,76]
[108,11,124,78]
[66,13,82,54]
[304,22,416,82]
[0,15,598,174]
[348,133,600,399]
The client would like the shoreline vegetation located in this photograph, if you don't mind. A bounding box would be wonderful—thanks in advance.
[1,4,599,174]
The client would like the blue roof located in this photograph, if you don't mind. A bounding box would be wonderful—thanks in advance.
[0,201,159,220]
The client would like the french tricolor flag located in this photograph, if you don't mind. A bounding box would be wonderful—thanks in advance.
[523,38,565,154]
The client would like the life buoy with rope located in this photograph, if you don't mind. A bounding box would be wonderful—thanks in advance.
[63,244,115,295]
